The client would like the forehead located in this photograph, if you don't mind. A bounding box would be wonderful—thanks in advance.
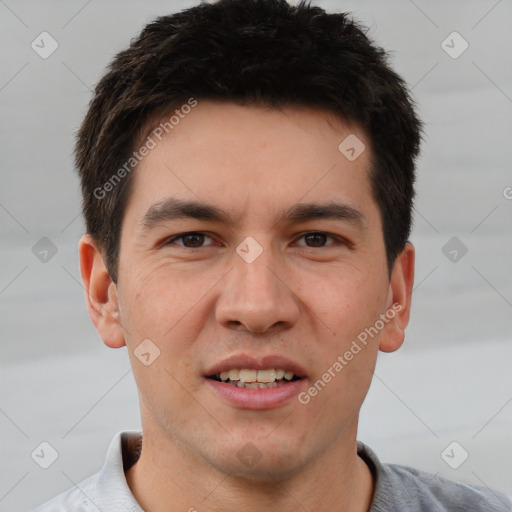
[123,100,378,229]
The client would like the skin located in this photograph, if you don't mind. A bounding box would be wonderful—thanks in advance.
[79,100,414,512]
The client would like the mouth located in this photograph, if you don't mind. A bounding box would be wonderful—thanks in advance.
[207,368,303,389]
[204,355,307,410]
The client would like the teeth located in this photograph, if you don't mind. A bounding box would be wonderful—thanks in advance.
[239,369,257,383]
[234,380,279,389]
[217,368,296,383]
[228,369,240,381]
[256,369,275,383]
[275,369,285,380]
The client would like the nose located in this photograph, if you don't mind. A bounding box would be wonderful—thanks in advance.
[215,244,300,334]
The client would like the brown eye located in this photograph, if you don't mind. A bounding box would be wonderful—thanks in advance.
[181,233,205,247]
[304,233,327,247]
[167,232,213,248]
[300,232,332,247]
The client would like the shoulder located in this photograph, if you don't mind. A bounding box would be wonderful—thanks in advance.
[357,442,512,512]
[30,431,143,512]
[384,463,511,511]
[31,473,101,512]
[30,472,142,512]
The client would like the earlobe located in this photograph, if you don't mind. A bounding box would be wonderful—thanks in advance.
[379,242,415,353]
[78,234,126,349]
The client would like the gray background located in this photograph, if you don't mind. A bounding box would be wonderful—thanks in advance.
[1,0,511,510]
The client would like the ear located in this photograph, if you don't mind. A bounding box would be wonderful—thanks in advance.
[78,234,126,349]
[379,242,415,353]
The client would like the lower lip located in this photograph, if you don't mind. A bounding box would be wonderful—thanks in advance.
[205,378,306,410]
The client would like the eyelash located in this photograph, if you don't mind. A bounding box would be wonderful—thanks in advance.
[164,231,345,249]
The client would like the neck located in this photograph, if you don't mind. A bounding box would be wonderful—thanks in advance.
[126,424,375,512]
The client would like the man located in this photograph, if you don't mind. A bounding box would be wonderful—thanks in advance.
[33,0,511,510]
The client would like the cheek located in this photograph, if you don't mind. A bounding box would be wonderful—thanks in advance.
[302,266,386,397]
[305,266,388,342]
[119,261,217,383]
[120,260,202,340]
[120,265,205,418]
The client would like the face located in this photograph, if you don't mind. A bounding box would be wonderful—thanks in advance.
[82,100,413,480]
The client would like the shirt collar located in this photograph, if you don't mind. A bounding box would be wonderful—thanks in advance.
[92,430,143,511]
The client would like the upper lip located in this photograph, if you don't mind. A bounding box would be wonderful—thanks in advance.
[205,354,308,378]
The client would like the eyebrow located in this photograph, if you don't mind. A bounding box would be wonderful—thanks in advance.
[140,197,366,231]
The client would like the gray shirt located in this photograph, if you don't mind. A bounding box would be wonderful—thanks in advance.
[32,431,512,511]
